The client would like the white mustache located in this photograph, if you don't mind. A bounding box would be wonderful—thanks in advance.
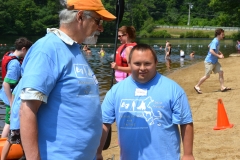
[82,31,100,45]
[94,31,100,36]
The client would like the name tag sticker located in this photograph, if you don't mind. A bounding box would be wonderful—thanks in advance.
[135,88,147,96]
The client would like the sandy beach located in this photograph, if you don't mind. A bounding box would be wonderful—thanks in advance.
[102,55,240,160]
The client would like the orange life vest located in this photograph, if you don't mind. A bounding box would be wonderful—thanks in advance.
[115,42,137,67]
[1,51,23,81]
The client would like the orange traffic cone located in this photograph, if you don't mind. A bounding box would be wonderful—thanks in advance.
[213,99,233,130]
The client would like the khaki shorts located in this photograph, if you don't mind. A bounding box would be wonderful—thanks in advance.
[204,61,222,76]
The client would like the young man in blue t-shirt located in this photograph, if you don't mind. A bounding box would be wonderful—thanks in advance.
[97,44,194,160]
[0,37,32,138]
[0,37,32,160]
[194,28,231,94]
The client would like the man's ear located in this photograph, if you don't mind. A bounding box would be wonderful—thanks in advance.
[77,10,84,21]
[21,47,26,52]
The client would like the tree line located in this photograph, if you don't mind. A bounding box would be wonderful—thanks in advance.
[0,0,239,37]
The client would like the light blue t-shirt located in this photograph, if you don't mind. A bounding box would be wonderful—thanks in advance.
[18,32,102,160]
[205,38,220,64]
[0,54,21,105]
[10,82,22,129]
[102,73,193,160]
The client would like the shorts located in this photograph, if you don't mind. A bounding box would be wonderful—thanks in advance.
[7,129,21,144]
[204,61,222,76]
[5,105,10,124]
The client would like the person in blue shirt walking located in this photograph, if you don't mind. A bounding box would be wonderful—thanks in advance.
[194,28,231,94]
[97,44,194,160]
[0,37,32,138]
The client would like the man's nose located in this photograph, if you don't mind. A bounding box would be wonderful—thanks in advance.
[140,64,146,70]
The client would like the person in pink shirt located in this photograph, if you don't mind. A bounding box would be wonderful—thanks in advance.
[111,26,137,82]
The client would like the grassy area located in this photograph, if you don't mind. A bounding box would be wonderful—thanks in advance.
[154,28,238,38]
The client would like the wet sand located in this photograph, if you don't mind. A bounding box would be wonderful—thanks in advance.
[102,56,240,160]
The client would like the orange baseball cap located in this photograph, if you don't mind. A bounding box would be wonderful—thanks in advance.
[67,0,116,21]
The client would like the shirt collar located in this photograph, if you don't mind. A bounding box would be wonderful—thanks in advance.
[46,28,77,45]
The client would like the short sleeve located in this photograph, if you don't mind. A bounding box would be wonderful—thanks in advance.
[5,60,21,83]
[101,89,116,124]
[172,93,193,125]
[20,51,58,96]
[210,39,217,50]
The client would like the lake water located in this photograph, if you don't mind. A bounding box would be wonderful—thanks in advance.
[0,37,237,131]
[82,38,237,101]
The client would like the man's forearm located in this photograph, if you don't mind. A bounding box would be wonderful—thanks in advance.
[180,123,194,156]
[210,49,220,57]
[3,82,12,106]
[20,100,42,160]
[97,123,111,159]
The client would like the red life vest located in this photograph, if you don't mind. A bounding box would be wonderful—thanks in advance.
[1,51,23,80]
[115,42,137,67]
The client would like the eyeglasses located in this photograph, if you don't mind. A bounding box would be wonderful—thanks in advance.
[118,34,126,38]
[87,14,103,26]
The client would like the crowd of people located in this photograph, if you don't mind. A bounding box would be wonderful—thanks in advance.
[0,0,233,159]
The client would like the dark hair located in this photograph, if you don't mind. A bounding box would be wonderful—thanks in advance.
[118,26,136,42]
[14,37,33,51]
[215,28,224,37]
[129,44,158,63]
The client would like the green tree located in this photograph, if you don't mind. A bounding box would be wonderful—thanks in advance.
[0,0,239,36]
[32,1,60,35]
[209,0,240,26]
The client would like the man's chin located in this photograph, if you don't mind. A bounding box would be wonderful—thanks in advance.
[82,36,98,45]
